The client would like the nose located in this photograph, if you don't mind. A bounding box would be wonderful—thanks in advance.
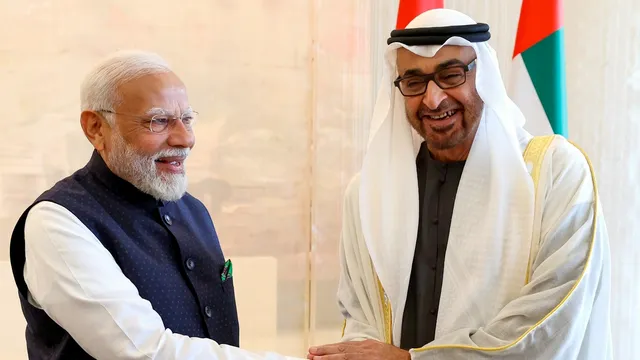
[422,80,448,110]
[166,119,195,149]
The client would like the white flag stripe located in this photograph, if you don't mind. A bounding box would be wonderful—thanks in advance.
[509,54,554,136]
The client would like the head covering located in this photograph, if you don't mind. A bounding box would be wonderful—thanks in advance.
[359,9,536,342]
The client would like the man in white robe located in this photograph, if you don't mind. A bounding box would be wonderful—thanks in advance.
[307,9,612,360]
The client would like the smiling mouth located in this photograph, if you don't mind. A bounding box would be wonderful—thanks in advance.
[419,109,460,134]
[155,159,182,166]
[424,109,459,120]
[154,156,187,174]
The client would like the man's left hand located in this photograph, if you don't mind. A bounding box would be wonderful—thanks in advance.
[307,339,411,360]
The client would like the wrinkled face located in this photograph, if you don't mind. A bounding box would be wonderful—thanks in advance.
[102,72,195,201]
[396,45,483,150]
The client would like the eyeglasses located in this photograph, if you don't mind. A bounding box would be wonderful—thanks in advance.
[393,59,476,97]
[97,109,198,133]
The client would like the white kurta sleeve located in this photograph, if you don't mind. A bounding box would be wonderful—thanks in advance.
[24,201,303,360]
[408,142,612,359]
[337,176,386,343]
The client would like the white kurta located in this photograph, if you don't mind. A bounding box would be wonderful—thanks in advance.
[337,135,612,359]
[23,201,304,360]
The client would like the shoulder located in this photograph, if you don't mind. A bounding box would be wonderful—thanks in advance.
[549,136,594,185]
[40,172,87,197]
[544,136,598,205]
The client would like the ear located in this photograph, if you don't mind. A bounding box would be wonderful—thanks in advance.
[80,110,110,151]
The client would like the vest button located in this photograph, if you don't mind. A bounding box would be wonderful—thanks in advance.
[430,308,437,315]
[204,305,213,318]
[185,258,195,271]
[163,214,172,226]
[431,217,439,225]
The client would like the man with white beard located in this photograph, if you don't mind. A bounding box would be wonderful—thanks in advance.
[9,51,302,360]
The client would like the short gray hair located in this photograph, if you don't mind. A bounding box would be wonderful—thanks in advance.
[80,50,172,121]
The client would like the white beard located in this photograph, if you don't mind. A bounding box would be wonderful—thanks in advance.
[108,131,189,202]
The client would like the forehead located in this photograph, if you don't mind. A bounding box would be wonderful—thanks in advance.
[396,45,476,73]
[116,72,189,113]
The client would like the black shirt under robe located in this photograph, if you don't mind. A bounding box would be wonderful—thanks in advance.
[400,142,465,350]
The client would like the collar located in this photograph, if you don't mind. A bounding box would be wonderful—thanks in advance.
[86,150,166,211]
[416,141,466,170]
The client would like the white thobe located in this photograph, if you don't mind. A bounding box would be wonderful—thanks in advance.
[337,135,612,359]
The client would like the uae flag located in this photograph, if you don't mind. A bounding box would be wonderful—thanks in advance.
[396,0,443,29]
[509,0,568,137]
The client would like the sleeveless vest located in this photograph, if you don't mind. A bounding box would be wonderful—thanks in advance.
[9,151,239,359]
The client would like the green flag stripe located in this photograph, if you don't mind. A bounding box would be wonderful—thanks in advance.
[521,29,568,137]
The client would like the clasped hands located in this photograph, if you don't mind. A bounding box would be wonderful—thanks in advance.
[306,339,410,360]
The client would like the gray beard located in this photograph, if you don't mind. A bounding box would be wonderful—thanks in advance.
[108,131,189,202]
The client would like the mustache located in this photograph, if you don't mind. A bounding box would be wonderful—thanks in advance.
[152,147,190,160]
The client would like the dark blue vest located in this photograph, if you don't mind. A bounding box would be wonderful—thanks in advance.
[9,151,239,359]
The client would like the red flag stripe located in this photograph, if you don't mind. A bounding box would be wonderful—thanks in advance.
[396,0,444,30]
[513,0,564,57]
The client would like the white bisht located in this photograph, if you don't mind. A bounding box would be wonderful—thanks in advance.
[337,8,612,360]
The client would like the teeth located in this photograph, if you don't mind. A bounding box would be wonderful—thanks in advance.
[430,110,456,119]
[170,161,179,165]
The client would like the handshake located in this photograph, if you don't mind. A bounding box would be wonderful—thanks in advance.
[253,339,410,360]
[304,339,411,360]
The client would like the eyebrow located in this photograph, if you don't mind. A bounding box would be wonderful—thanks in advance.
[144,107,194,116]
[401,59,468,77]
[144,107,167,116]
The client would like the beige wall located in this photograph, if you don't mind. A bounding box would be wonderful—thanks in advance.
[0,0,638,359]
